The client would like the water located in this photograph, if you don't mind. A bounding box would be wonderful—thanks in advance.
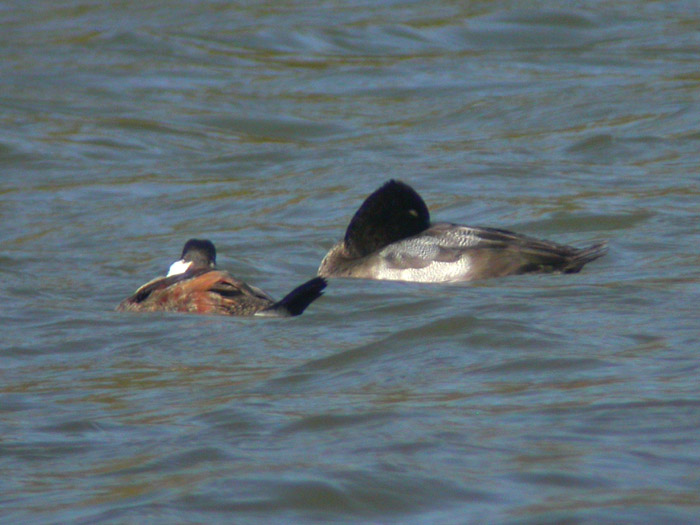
[2,1,700,523]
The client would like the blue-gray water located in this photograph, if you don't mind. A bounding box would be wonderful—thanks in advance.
[2,1,700,523]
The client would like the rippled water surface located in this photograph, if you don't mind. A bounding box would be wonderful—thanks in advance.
[2,0,700,523]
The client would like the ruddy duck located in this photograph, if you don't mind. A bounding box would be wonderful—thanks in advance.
[118,239,326,316]
[318,180,607,283]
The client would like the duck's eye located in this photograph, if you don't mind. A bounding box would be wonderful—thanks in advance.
[408,209,418,217]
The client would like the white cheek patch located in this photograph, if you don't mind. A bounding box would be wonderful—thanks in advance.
[167,259,192,277]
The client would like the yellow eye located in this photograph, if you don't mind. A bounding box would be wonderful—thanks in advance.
[408,209,418,217]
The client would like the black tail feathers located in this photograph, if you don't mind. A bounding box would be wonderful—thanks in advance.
[256,277,327,317]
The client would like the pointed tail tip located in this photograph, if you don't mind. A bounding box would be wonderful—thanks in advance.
[565,241,608,273]
[580,241,609,262]
[256,277,327,318]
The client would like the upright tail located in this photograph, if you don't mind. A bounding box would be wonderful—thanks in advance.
[564,241,608,273]
[256,277,327,317]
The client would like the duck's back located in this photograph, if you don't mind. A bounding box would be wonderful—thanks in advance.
[329,223,607,283]
[117,269,275,315]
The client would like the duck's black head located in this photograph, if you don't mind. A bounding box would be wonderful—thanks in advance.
[181,238,217,268]
[343,180,430,258]
[167,239,217,277]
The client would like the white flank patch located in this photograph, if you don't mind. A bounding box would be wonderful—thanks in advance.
[167,259,192,277]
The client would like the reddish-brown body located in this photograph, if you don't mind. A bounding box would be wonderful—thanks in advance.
[117,239,325,317]
[117,269,275,315]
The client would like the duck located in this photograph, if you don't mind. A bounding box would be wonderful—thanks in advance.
[118,239,326,316]
[318,180,607,283]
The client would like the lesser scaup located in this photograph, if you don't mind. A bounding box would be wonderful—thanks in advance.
[118,239,326,316]
[318,180,607,282]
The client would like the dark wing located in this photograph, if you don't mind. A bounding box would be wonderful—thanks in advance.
[207,273,275,303]
[446,224,607,272]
